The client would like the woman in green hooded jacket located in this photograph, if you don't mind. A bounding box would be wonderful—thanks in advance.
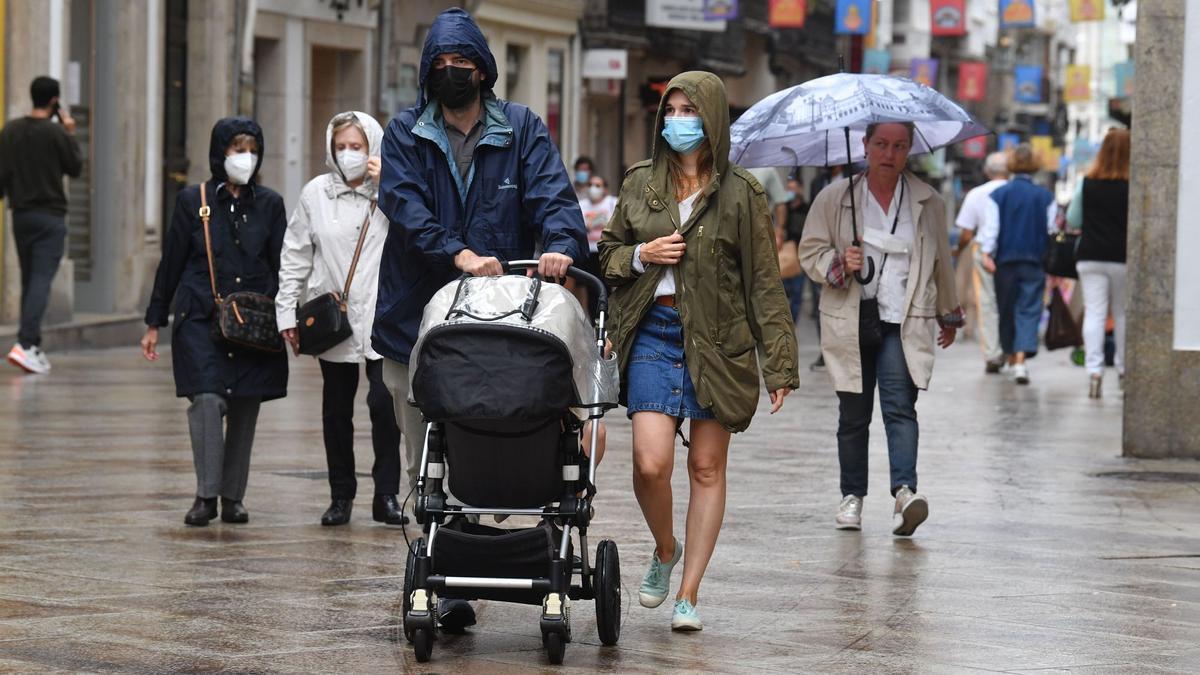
[599,71,798,631]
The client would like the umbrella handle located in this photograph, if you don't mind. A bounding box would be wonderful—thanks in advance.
[854,258,876,285]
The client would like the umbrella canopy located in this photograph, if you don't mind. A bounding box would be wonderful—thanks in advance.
[729,73,990,168]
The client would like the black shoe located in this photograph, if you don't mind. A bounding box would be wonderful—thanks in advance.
[184,496,218,526]
[809,355,826,372]
[220,497,249,523]
[321,499,353,526]
[372,494,409,525]
[985,357,1006,374]
[438,599,476,633]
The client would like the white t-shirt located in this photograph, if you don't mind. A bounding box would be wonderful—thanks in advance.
[747,167,789,207]
[578,194,619,252]
[955,178,1008,232]
[860,177,914,324]
[632,190,701,298]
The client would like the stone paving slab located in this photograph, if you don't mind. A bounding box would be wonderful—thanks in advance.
[1,322,1199,672]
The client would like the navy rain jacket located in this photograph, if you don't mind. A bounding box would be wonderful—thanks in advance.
[145,117,289,400]
[373,8,587,364]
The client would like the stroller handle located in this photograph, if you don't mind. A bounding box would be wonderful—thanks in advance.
[501,259,608,316]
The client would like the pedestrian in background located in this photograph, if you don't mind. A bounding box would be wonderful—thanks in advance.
[782,177,825,371]
[0,76,83,375]
[275,111,406,527]
[978,144,1058,385]
[141,117,288,527]
[1067,128,1130,398]
[798,122,962,537]
[600,71,797,631]
[954,151,1009,374]
[572,155,595,201]
[578,172,619,280]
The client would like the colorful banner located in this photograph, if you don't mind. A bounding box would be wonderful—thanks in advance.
[768,0,806,27]
[1069,0,1104,22]
[909,58,939,88]
[862,49,891,75]
[961,136,988,159]
[704,0,738,20]
[1014,65,1043,103]
[931,0,967,36]
[1114,61,1134,98]
[957,62,988,101]
[999,133,1022,152]
[835,0,871,35]
[999,0,1036,28]
[1030,135,1054,163]
[1064,64,1092,102]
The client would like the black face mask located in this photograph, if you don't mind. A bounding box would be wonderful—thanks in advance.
[427,65,479,109]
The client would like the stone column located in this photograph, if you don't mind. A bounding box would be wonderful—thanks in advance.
[1123,0,1200,458]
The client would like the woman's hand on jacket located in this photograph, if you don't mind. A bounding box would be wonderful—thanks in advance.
[639,232,686,266]
[281,328,300,356]
[140,327,159,362]
[366,156,381,183]
[769,387,791,414]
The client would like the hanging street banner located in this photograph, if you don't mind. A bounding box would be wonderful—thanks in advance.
[931,0,967,37]
[704,0,738,21]
[834,0,871,35]
[1064,64,1092,102]
[961,136,988,159]
[646,0,727,31]
[862,49,891,75]
[1069,0,1105,22]
[958,62,988,101]
[909,58,939,88]
[1014,65,1043,103]
[768,0,806,28]
[999,0,1036,29]
[1113,61,1134,99]
[999,133,1022,151]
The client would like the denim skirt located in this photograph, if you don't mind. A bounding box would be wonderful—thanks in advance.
[626,303,715,420]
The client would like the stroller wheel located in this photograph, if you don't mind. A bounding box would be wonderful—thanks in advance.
[412,627,434,662]
[594,539,621,646]
[544,630,566,665]
[402,538,424,643]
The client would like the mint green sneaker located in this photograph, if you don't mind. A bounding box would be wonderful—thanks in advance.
[637,538,682,608]
[671,598,702,631]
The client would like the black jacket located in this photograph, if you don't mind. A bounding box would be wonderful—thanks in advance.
[145,117,288,400]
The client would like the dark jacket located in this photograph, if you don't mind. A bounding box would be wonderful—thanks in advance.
[1076,178,1128,263]
[990,175,1055,265]
[599,71,799,433]
[145,117,289,400]
[0,116,83,214]
[373,8,587,364]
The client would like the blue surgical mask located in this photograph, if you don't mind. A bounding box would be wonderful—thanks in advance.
[575,170,591,184]
[661,116,706,154]
[783,191,796,203]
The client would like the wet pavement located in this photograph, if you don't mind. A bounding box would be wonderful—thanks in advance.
[2,320,1199,673]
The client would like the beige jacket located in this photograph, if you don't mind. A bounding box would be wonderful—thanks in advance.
[798,172,959,393]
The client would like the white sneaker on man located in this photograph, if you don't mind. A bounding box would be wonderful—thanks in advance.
[892,486,928,536]
[7,343,51,374]
[835,495,863,530]
[1011,362,1029,385]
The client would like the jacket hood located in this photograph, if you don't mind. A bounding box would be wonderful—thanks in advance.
[652,71,731,177]
[209,116,265,184]
[418,8,498,108]
[325,111,385,193]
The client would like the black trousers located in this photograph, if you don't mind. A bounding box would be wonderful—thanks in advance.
[319,359,401,499]
[12,210,67,348]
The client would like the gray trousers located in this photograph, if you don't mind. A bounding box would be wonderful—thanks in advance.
[971,244,1003,362]
[381,359,426,498]
[187,393,262,500]
[12,210,67,348]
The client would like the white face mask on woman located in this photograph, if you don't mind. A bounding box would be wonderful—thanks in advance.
[224,152,257,186]
[337,150,368,182]
[587,185,605,202]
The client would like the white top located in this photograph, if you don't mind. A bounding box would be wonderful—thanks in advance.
[977,180,1060,255]
[631,189,701,298]
[578,194,619,253]
[860,176,914,324]
[747,167,789,206]
[955,178,1008,231]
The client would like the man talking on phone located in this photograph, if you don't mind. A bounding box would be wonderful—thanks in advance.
[0,76,83,374]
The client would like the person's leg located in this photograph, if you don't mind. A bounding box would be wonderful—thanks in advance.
[365,359,402,497]
[973,244,1003,363]
[994,263,1017,360]
[675,418,731,606]
[320,360,360,500]
[631,412,679,562]
[221,396,262,502]
[1076,261,1109,376]
[875,324,919,494]
[13,213,67,348]
[1108,263,1127,376]
[1012,263,1046,359]
[836,343,877,498]
[187,393,228,499]
[382,359,426,498]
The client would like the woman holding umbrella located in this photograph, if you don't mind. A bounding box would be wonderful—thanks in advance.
[798,121,962,537]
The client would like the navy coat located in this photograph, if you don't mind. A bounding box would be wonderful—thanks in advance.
[145,117,289,400]
[373,8,586,364]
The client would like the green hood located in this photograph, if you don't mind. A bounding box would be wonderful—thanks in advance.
[650,71,731,188]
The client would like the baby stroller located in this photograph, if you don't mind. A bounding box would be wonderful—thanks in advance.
[402,260,621,665]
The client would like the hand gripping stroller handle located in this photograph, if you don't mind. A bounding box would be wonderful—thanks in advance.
[501,259,608,317]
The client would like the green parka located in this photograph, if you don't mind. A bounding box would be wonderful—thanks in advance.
[598,71,799,433]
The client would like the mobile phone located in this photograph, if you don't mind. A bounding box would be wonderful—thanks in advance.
[50,101,61,121]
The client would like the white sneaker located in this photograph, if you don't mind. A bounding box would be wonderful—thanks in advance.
[892,486,928,536]
[1011,363,1029,385]
[835,495,863,530]
[7,343,50,374]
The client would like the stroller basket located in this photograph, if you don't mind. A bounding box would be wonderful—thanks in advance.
[433,521,569,605]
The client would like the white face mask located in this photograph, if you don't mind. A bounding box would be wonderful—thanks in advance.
[224,152,257,185]
[337,150,368,182]
[587,185,605,202]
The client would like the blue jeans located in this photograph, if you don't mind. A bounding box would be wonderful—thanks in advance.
[994,261,1045,357]
[836,323,918,497]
